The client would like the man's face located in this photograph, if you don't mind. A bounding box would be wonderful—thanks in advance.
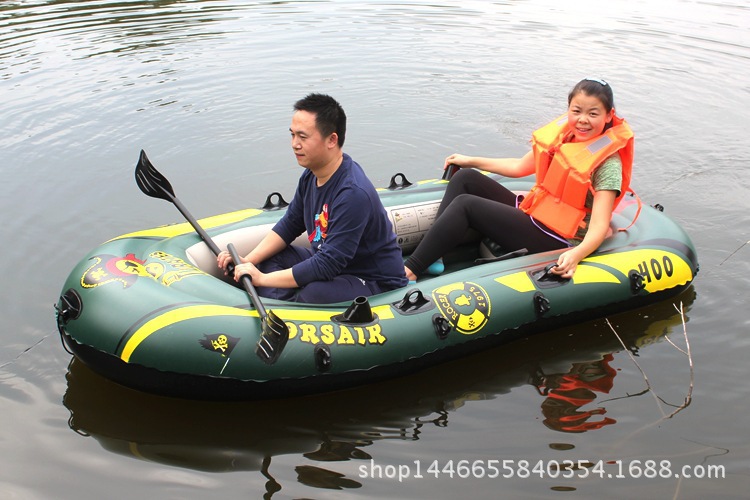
[289,110,336,170]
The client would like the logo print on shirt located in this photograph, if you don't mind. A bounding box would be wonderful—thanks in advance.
[309,203,329,246]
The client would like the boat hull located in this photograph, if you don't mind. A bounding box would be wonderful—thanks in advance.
[56,174,698,400]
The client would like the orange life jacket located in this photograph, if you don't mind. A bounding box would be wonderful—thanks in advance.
[519,113,634,239]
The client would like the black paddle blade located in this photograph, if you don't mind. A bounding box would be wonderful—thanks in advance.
[255,310,289,365]
[135,149,176,201]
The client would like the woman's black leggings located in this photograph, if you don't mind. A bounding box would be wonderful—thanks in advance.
[403,168,568,277]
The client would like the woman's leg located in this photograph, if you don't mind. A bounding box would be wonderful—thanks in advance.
[404,169,520,277]
[404,194,567,277]
[437,168,517,216]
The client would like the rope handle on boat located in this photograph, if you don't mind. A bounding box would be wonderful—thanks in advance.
[616,188,643,233]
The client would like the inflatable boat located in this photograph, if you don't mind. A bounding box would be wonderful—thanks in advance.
[55,151,698,400]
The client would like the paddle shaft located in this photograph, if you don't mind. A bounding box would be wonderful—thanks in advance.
[169,192,222,255]
[157,184,269,319]
[227,243,268,319]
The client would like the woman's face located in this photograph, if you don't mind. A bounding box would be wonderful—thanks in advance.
[567,92,613,142]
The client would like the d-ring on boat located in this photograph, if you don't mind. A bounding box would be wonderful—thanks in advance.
[55,151,698,400]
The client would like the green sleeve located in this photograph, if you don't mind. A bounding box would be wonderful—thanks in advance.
[592,154,623,194]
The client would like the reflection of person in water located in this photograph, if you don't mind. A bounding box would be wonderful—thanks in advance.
[531,354,617,433]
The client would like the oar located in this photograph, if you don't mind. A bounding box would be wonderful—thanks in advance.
[225,243,289,364]
[134,149,289,365]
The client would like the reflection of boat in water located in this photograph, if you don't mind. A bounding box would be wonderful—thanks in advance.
[531,353,618,433]
[64,287,695,480]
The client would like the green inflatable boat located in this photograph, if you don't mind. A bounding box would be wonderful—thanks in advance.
[55,151,698,400]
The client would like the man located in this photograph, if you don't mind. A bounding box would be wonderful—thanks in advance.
[217,93,408,304]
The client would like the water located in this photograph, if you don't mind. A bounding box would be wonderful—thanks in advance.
[2,0,749,498]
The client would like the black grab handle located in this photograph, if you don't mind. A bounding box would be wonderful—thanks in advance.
[388,173,413,190]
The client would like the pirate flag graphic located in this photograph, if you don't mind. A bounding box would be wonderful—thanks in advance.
[199,333,240,374]
[81,253,151,289]
[198,333,240,375]
[199,333,240,357]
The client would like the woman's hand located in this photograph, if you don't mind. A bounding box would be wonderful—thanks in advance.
[444,153,472,169]
[443,151,535,178]
[551,189,618,279]
[552,247,584,279]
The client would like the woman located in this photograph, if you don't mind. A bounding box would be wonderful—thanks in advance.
[404,78,634,281]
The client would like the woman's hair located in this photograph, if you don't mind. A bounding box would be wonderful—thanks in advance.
[293,93,347,147]
[568,78,615,113]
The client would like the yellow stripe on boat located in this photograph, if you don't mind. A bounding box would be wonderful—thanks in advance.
[109,208,264,242]
[495,249,691,293]
[495,265,620,292]
[585,249,694,293]
[121,303,396,362]
[495,272,536,293]
[121,305,255,362]
[269,304,395,322]
[571,265,620,285]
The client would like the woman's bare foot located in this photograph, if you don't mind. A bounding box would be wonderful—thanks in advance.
[405,266,417,282]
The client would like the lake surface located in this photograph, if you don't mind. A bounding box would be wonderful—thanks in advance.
[2,0,749,498]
